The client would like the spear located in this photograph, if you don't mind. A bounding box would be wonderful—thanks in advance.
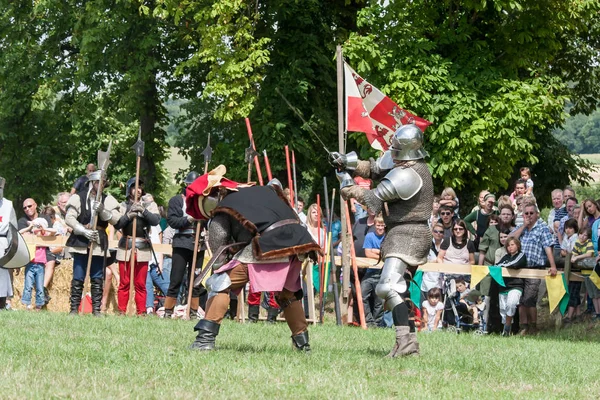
[126,127,144,315]
[81,141,112,315]
[263,150,273,181]
[292,150,298,212]
[323,178,342,325]
[183,135,212,320]
[284,146,294,207]
[244,118,263,185]
[317,194,323,323]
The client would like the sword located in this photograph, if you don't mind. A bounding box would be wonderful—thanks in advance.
[193,241,249,288]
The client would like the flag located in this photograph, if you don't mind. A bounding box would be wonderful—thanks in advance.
[545,274,568,314]
[344,62,431,151]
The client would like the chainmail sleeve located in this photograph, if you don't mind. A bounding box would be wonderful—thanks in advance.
[207,213,231,254]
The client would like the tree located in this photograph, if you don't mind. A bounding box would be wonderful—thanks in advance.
[553,109,600,154]
[343,0,597,208]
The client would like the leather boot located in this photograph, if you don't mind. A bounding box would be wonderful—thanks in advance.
[69,279,84,315]
[266,307,279,324]
[164,296,177,319]
[189,297,201,320]
[248,305,260,323]
[291,331,311,352]
[386,326,419,358]
[190,319,220,351]
[90,278,104,317]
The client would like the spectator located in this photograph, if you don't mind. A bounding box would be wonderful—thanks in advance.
[348,212,376,325]
[557,197,579,245]
[560,218,579,257]
[478,205,515,265]
[143,194,170,315]
[471,190,490,213]
[429,195,440,228]
[495,229,511,264]
[547,189,565,233]
[421,287,443,331]
[18,198,53,306]
[464,193,497,250]
[53,192,71,233]
[438,205,455,238]
[510,201,557,336]
[437,219,475,265]
[40,206,65,305]
[422,224,445,298]
[496,237,527,336]
[510,179,527,208]
[563,186,576,201]
[439,187,459,218]
[296,196,307,225]
[564,226,595,325]
[361,215,385,328]
[456,278,480,325]
[20,218,56,310]
[514,195,525,226]
[578,198,600,229]
[520,167,534,196]
[497,195,512,211]
[70,163,97,195]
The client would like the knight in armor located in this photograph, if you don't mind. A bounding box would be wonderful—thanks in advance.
[65,171,121,316]
[113,178,160,315]
[332,124,433,357]
[187,167,321,352]
[165,171,207,319]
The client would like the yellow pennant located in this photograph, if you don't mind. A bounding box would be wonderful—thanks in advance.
[589,271,600,290]
[545,274,567,313]
[470,265,489,288]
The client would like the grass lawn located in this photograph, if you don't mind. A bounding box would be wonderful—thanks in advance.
[1,312,600,399]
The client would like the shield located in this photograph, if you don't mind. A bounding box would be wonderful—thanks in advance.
[0,222,31,269]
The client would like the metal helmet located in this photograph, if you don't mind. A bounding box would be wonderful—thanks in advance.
[87,170,106,183]
[390,124,428,161]
[126,177,144,197]
[184,171,200,186]
[267,178,283,189]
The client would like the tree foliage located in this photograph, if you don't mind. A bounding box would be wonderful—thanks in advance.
[553,110,600,154]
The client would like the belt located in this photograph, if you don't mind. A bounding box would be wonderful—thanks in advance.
[262,219,299,234]
[175,229,194,235]
[119,236,150,250]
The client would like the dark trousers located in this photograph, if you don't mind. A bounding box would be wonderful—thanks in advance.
[72,253,104,281]
[167,247,204,299]
[361,269,383,327]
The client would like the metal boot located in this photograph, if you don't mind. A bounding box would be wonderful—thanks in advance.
[190,319,220,351]
[248,305,260,323]
[69,279,84,315]
[291,331,311,353]
[387,326,419,358]
[90,278,104,317]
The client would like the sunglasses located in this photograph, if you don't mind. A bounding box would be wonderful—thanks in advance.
[440,212,452,216]
[523,212,536,216]
[23,204,34,210]
[453,227,465,231]
[433,230,444,234]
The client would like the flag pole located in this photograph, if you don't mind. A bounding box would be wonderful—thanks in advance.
[336,45,351,320]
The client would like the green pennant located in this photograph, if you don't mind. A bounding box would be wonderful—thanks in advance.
[488,266,505,287]
[559,273,569,316]
[410,271,423,307]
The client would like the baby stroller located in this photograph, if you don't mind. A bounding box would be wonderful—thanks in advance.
[441,276,486,335]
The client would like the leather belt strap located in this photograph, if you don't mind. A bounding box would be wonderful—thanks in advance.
[262,219,299,235]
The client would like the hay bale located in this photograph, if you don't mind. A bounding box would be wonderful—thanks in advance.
[10,259,120,314]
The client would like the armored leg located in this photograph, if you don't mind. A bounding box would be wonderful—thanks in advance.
[375,257,419,357]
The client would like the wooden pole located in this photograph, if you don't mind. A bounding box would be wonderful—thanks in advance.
[336,45,350,319]
[324,179,342,325]
[317,194,324,324]
[292,150,299,211]
[245,118,264,186]
[344,200,366,329]
[126,155,142,315]
[284,145,294,207]
[183,222,202,320]
[263,150,273,181]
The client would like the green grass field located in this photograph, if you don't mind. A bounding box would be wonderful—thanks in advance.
[2,312,600,399]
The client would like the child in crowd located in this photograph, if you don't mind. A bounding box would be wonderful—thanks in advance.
[440,187,460,218]
[456,278,480,324]
[565,227,595,324]
[422,288,443,331]
[560,218,579,257]
[496,237,527,336]
[520,167,534,196]
[20,218,56,310]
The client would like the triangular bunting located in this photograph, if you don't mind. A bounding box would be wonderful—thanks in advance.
[470,265,489,288]
[488,266,505,287]
[546,274,567,314]
[410,270,423,307]
[559,273,569,315]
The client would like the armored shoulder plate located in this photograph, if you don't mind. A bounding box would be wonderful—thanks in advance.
[373,166,423,202]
